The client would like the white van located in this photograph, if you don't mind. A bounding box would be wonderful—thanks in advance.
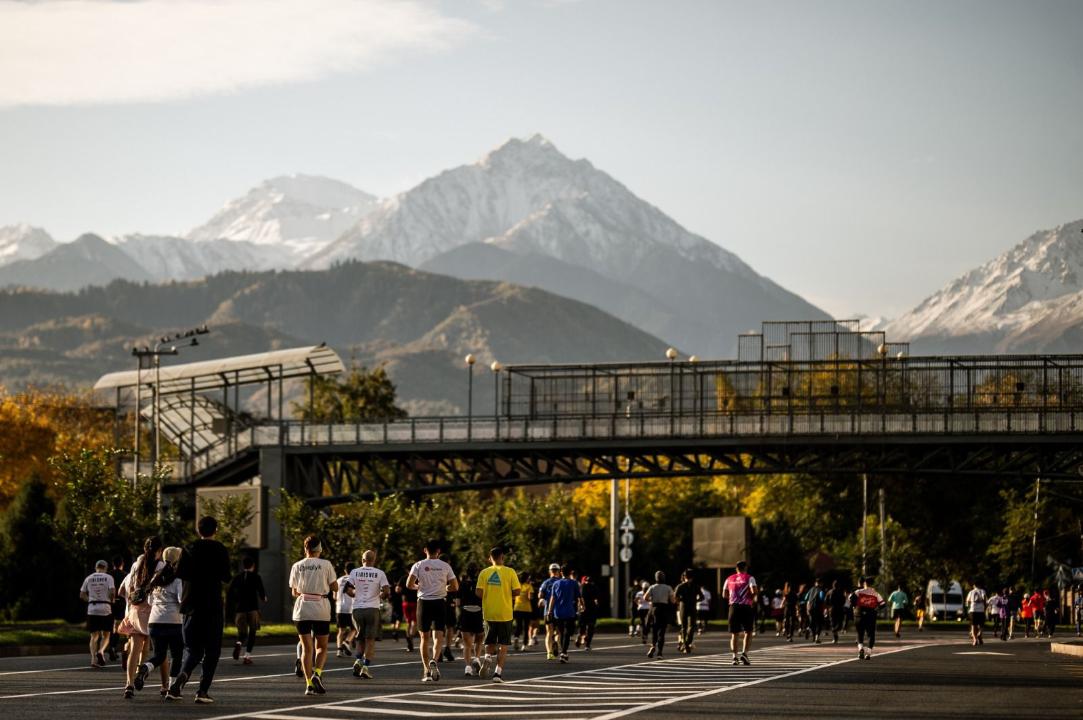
[926,580,964,621]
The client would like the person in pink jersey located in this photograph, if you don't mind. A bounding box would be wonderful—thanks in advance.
[722,561,758,666]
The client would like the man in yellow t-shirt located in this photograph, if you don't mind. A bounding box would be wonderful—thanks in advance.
[475,546,520,683]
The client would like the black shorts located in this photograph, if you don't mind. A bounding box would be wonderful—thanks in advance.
[111,601,126,621]
[891,609,905,620]
[296,620,331,637]
[86,614,113,633]
[459,609,484,635]
[337,613,353,630]
[970,612,986,626]
[418,598,447,633]
[728,604,754,633]
[484,620,513,646]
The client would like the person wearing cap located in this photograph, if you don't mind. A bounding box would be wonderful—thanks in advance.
[134,546,184,696]
[290,535,338,696]
[80,559,116,668]
[169,516,232,704]
[536,563,562,660]
[545,565,582,663]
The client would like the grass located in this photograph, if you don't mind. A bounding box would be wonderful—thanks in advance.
[0,616,974,647]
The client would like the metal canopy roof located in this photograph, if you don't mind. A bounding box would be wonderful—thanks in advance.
[93,344,345,396]
[140,394,238,454]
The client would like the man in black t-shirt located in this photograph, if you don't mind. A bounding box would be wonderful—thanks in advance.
[827,580,847,644]
[169,516,231,704]
[228,556,267,665]
[674,570,703,654]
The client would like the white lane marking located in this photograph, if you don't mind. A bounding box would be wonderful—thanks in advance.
[954,651,1013,655]
[589,645,925,720]
[0,651,296,677]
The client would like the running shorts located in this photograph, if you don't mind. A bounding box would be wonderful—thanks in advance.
[484,620,513,646]
[403,601,417,624]
[459,609,484,635]
[417,598,447,633]
[969,611,986,626]
[337,612,353,630]
[891,608,904,620]
[728,604,755,633]
[295,620,330,637]
[86,614,113,633]
[352,607,382,640]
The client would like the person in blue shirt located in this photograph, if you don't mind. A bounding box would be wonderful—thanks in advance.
[544,565,582,663]
[536,564,562,660]
[805,579,826,644]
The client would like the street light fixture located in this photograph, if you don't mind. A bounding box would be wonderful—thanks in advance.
[465,354,476,439]
[665,348,677,434]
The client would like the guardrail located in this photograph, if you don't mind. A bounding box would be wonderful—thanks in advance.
[180,408,1083,481]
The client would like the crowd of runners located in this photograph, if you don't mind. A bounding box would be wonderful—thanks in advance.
[79,516,1083,703]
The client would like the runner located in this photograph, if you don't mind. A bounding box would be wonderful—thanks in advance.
[805,578,825,643]
[406,539,458,682]
[79,559,115,668]
[134,546,184,697]
[545,565,582,663]
[169,516,231,704]
[913,588,927,631]
[887,584,908,639]
[476,546,521,683]
[228,556,267,665]
[827,580,847,644]
[635,580,652,645]
[991,587,1010,641]
[781,581,798,642]
[673,570,702,654]
[852,577,884,660]
[771,589,784,637]
[388,576,404,643]
[512,571,534,651]
[576,574,601,651]
[627,577,643,637]
[119,536,162,699]
[537,563,562,659]
[1007,586,1021,639]
[1020,591,1035,638]
[1073,586,1082,636]
[399,575,418,653]
[457,564,484,676]
[289,535,337,696]
[1031,587,1047,636]
[108,556,126,662]
[966,580,987,646]
[335,564,355,658]
[696,585,711,636]
[722,561,758,666]
[645,571,675,659]
[349,549,390,680]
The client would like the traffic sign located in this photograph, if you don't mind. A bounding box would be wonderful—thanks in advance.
[621,531,634,546]
[620,515,635,531]
[619,547,633,563]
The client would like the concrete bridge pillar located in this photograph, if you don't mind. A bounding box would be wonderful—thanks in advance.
[258,447,290,622]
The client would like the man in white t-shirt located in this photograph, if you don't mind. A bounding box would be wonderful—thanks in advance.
[289,535,337,696]
[349,550,390,679]
[335,566,355,658]
[80,559,116,668]
[406,539,458,682]
[966,581,987,646]
[697,587,712,635]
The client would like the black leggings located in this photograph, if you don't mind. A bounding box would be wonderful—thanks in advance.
[514,611,531,641]
[856,610,877,648]
[679,607,697,647]
[554,618,576,654]
[148,624,183,676]
[578,615,597,646]
[650,606,670,651]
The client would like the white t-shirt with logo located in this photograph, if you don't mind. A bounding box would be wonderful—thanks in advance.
[966,588,987,614]
[408,557,456,600]
[348,566,390,610]
[697,588,711,612]
[336,576,353,614]
[289,557,336,622]
[81,571,115,616]
[149,578,184,625]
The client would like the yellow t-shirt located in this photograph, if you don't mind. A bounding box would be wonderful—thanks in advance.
[476,565,521,622]
[513,582,534,613]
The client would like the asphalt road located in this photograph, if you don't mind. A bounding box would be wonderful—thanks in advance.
[1,631,1080,719]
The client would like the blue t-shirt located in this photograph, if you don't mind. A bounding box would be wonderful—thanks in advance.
[548,577,581,620]
[538,577,557,604]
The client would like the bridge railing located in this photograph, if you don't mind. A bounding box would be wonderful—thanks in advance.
[181,406,1083,480]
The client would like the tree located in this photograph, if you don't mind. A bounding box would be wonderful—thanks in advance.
[200,493,256,570]
[0,475,75,620]
[292,366,408,423]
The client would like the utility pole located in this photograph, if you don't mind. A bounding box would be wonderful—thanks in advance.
[1031,477,1041,583]
[879,485,886,585]
[861,474,868,578]
[610,474,619,618]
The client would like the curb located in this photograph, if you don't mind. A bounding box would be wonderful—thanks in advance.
[1050,641,1083,658]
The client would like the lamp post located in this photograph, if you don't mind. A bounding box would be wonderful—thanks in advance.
[465,354,476,440]
[491,360,503,438]
[666,348,678,434]
[689,355,700,433]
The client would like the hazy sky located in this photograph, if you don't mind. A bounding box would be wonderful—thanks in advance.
[1,0,1080,318]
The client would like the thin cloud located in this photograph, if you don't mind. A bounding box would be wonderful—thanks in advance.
[0,0,476,107]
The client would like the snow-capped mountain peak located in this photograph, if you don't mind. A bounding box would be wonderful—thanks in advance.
[0,224,57,266]
[187,173,378,259]
[886,218,1083,344]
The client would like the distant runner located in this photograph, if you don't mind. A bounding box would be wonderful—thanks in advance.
[696,586,711,636]
[289,535,337,696]
[512,571,534,652]
[476,546,520,683]
[576,575,601,651]
[457,564,484,677]
[887,584,908,639]
[674,570,702,654]
[335,565,355,658]
[722,561,757,666]
[853,577,884,660]
[537,563,562,660]
[966,580,986,646]
[407,540,458,682]
[545,565,581,663]
[228,556,267,665]
[805,578,825,644]
[80,559,116,668]
[827,580,847,644]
